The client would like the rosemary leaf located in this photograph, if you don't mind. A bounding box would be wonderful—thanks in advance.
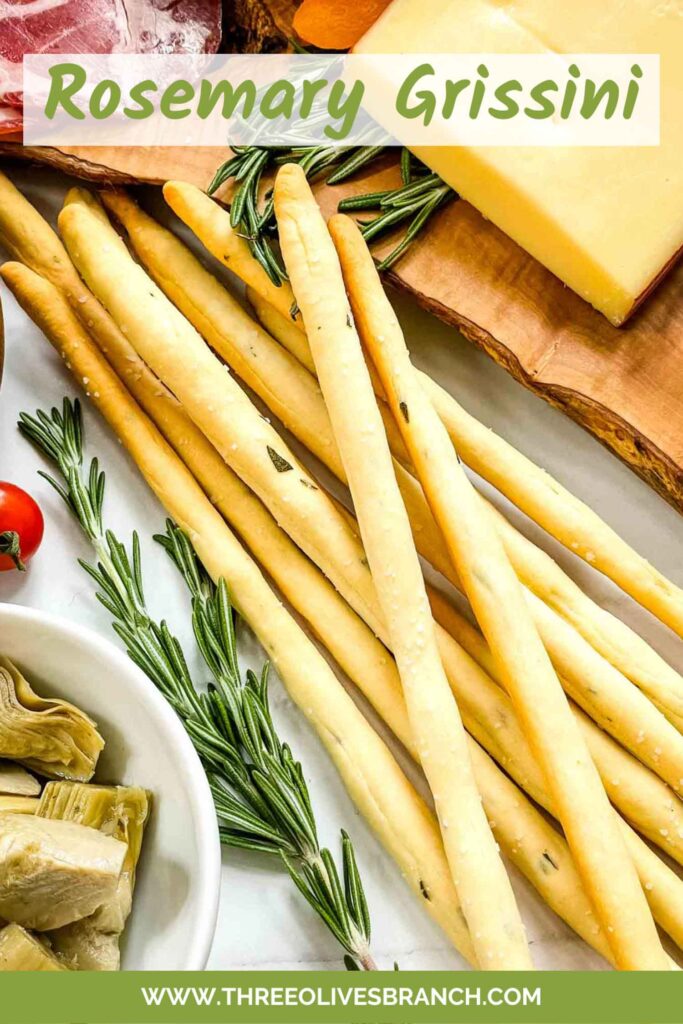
[208,145,456,282]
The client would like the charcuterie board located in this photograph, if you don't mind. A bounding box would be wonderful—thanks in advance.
[2,140,683,515]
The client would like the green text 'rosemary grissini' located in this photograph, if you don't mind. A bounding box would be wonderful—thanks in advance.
[18,397,380,971]
[208,145,456,285]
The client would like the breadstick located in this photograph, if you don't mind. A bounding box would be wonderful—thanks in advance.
[100,189,412,475]
[397,476,683,791]
[98,189,349,479]
[57,198,384,640]
[7,180,678,867]
[247,285,316,374]
[329,211,667,970]
[101,178,683,837]
[422,371,683,639]
[1,261,474,967]
[431,598,683,954]
[89,188,683,756]
[94,191,683,782]
[484,501,683,731]
[335,483,683,870]
[6,189,683,966]
[249,289,683,729]
[216,276,683,792]
[275,164,532,970]
[0,260,622,963]
[337,482,683,872]
[0,175,150,375]
[468,740,683,962]
[162,180,303,329]
[239,254,683,643]
[429,589,683,869]
[8,264,683,964]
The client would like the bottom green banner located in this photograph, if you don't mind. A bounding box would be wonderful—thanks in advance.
[0,970,677,1024]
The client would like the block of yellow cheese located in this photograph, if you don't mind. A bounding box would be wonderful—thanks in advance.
[355,0,683,325]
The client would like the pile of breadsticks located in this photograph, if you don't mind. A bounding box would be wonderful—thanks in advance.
[2,164,683,970]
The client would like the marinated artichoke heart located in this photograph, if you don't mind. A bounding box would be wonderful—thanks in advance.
[0,922,68,971]
[0,760,41,797]
[0,812,126,931]
[0,796,38,814]
[0,657,104,781]
[39,782,151,971]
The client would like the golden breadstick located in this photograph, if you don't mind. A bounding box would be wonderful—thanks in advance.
[399,479,683,791]
[422,371,683,639]
[275,164,532,970]
[330,211,667,970]
[9,177,678,860]
[247,285,315,373]
[162,180,303,328]
[1,256,615,962]
[0,175,148,374]
[2,260,474,966]
[240,249,683,640]
[233,281,683,776]
[428,589,683,869]
[466,742,609,962]
[241,281,683,791]
[94,180,683,826]
[99,189,347,479]
[87,187,683,766]
[249,287,683,729]
[6,188,683,964]
[337,480,683,872]
[57,198,384,640]
[93,189,683,787]
[484,501,683,731]
[335,480,683,870]
[7,263,683,965]
[100,189,413,477]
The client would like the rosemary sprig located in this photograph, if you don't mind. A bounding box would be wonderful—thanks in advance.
[338,159,454,271]
[208,145,456,283]
[18,398,378,971]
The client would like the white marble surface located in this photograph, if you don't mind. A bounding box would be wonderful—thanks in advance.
[1,163,682,972]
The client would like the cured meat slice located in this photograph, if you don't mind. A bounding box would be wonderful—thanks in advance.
[0,0,222,131]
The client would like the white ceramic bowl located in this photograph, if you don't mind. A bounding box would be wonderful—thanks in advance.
[0,602,221,970]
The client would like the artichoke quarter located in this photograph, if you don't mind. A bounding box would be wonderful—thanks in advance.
[41,914,120,972]
[0,657,104,781]
[38,782,151,971]
[0,922,68,971]
[0,812,126,931]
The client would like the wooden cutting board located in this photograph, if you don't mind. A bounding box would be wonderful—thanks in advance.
[2,141,683,514]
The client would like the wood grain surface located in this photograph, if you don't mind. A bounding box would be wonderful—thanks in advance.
[1,142,682,514]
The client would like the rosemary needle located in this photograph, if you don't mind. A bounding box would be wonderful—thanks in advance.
[18,398,379,971]
[208,145,457,283]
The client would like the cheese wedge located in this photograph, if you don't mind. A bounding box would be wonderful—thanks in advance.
[356,0,683,325]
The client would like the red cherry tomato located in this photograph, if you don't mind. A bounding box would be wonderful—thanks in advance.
[0,482,44,572]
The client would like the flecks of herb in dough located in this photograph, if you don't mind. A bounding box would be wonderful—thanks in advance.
[267,446,293,473]
[419,880,431,901]
[346,312,353,328]
[399,401,410,423]
[540,851,559,873]
[300,478,318,490]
